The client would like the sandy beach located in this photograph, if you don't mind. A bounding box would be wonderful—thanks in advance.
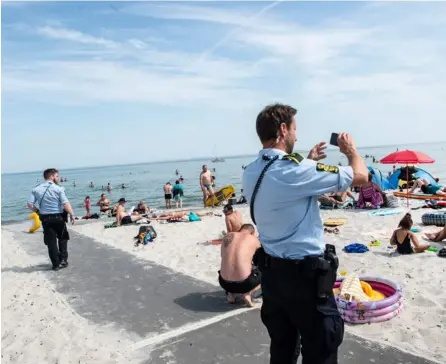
[2,205,445,363]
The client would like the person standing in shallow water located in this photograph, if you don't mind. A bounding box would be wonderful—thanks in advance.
[164,182,173,209]
[27,168,76,271]
[172,180,184,209]
[200,165,214,207]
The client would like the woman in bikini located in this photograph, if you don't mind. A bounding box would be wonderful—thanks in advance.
[390,213,430,254]
[97,193,111,214]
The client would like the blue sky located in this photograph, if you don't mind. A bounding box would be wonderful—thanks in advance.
[2,1,446,173]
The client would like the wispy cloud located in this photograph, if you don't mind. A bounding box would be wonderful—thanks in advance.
[37,25,117,47]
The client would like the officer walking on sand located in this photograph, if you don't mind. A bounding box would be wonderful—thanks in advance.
[28,168,76,271]
[243,104,368,364]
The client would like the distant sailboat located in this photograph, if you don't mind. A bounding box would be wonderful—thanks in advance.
[211,144,225,163]
[211,157,225,163]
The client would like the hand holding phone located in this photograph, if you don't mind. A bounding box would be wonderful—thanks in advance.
[330,133,339,147]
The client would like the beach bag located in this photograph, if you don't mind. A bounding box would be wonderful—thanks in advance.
[134,225,157,240]
[188,211,201,222]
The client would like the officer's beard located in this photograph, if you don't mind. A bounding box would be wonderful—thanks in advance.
[285,138,295,154]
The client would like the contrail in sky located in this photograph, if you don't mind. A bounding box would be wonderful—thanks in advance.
[195,1,283,64]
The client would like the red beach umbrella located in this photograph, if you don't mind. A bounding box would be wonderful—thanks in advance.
[380,150,435,206]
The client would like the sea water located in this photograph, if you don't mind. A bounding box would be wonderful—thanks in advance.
[2,141,445,224]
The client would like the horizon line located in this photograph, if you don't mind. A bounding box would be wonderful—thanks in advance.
[2,140,445,176]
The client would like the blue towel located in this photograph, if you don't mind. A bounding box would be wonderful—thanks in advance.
[188,211,201,222]
[343,243,369,253]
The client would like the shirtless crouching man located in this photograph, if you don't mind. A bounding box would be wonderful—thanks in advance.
[200,165,214,207]
[116,198,149,226]
[219,224,261,307]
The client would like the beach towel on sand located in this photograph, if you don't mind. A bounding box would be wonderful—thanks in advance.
[188,212,201,222]
[344,243,369,253]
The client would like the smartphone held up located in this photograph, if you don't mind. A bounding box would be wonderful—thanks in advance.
[330,133,339,147]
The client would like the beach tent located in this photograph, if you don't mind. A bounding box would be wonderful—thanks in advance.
[388,166,438,190]
[367,166,393,191]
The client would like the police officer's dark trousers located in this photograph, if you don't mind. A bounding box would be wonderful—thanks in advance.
[258,251,344,364]
[40,214,69,268]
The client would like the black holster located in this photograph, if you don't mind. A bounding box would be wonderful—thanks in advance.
[309,244,339,300]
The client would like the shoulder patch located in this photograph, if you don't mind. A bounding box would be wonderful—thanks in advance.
[282,153,304,165]
[316,163,339,174]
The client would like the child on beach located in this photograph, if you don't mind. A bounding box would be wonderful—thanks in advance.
[84,196,91,217]
[390,213,430,254]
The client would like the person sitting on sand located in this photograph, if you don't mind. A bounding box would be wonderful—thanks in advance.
[420,181,446,196]
[219,224,261,307]
[390,213,430,254]
[223,205,243,234]
[410,178,440,193]
[208,205,244,245]
[319,191,355,208]
[97,193,111,214]
[116,198,149,226]
[237,189,247,204]
[357,173,384,209]
[135,200,150,214]
[425,226,446,242]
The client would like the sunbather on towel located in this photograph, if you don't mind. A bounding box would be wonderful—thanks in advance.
[390,213,430,254]
[149,210,213,221]
[116,198,149,226]
[425,226,446,242]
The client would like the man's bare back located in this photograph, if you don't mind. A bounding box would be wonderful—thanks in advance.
[225,210,243,233]
[222,205,243,233]
[219,224,261,307]
[164,184,172,194]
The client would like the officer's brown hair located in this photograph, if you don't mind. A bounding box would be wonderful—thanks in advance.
[43,168,58,180]
[256,103,297,143]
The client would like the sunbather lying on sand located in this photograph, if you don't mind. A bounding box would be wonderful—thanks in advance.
[390,213,430,254]
[149,210,213,221]
[425,226,446,242]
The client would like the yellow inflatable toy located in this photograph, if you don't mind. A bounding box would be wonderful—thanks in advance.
[28,212,41,233]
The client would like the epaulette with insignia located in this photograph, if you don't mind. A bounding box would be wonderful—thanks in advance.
[316,163,339,174]
[282,153,304,165]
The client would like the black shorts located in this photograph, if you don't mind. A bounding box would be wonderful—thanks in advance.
[218,267,261,294]
[121,215,132,225]
[165,194,172,200]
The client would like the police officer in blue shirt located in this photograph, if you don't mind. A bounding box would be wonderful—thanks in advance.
[28,168,76,271]
[243,104,368,364]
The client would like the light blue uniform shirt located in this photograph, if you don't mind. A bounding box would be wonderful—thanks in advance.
[28,181,69,215]
[243,149,354,260]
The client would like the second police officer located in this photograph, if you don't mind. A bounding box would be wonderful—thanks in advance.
[243,104,368,364]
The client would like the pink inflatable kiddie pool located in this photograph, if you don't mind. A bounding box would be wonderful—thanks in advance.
[334,276,403,324]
